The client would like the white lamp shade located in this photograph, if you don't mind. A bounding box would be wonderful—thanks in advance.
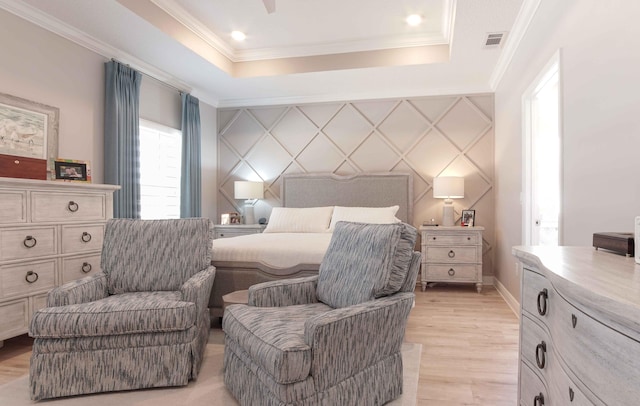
[234,181,264,199]
[433,176,464,199]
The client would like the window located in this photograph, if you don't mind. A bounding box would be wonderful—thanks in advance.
[139,119,182,219]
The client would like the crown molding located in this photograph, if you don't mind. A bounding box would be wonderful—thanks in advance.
[489,0,542,90]
[0,0,197,98]
[151,0,454,62]
[217,84,492,109]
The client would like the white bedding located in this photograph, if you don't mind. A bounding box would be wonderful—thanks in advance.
[211,233,333,269]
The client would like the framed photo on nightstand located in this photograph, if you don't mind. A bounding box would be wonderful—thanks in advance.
[461,210,475,227]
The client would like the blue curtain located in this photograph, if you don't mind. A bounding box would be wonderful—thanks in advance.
[180,93,202,217]
[104,61,142,218]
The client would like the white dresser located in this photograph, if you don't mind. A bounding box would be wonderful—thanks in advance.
[420,226,484,293]
[0,177,119,344]
[513,246,640,406]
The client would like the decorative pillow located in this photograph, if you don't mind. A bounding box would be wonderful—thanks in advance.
[263,206,333,233]
[328,205,400,230]
[316,221,417,308]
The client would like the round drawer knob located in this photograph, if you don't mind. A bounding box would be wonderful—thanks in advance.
[23,235,37,248]
[537,288,548,316]
[448,268,455,276]
[68,201,79,212]
[81,232,92,243]
[534,393,545,406]
[81,262,92,273]
[25,270,39,283]
[535,341,547,369]
[432,237,436,240]
[448,250,455,258]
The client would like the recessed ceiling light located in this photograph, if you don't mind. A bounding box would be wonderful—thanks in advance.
[231,31,246,41]
[406,14,423,26]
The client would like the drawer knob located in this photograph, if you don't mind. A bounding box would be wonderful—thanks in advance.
[448,268,455,276]
[23,235,37,248]
[569,387,575,402]
[537,288,548,316]
[68,201,79,212]
[81,262,93,273]
[432,237,436,240]
[81,232,92,243]
[448,250,455,258]
[534,393,545,406]
[535,341,547,369]
[25,270,39,283]
[571,313,577,328]
[467,237,471,240]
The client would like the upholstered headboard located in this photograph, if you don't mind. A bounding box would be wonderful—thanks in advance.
[282,173,413,224]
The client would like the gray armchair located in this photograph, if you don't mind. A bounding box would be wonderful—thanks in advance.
[28,218,215,401]
[223,221,420,406]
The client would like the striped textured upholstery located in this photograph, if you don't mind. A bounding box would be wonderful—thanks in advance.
[28,218,215,401]
[317,221,417,308]
[223,221,420,406]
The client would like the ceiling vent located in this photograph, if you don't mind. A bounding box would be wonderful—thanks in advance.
[483,32,507,48]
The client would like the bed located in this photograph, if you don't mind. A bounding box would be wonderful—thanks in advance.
[209,172,413,317]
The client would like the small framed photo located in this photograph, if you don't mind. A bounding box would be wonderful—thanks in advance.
[461,210,475,227]
[54,159,90,182]
[221,212,240,225]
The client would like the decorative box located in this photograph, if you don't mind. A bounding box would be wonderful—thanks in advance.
[593,232,635,257]
[0,154,47,180]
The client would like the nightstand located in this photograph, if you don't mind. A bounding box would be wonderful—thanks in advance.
[419,226,484,293]
[213,224,266,239]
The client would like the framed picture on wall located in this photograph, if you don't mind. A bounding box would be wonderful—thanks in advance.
[461,210,475,227]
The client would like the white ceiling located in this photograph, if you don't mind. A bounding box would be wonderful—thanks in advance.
[2,0,529,107]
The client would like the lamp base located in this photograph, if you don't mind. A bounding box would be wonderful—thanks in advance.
[442,203,455,227]
[243,203,256,224]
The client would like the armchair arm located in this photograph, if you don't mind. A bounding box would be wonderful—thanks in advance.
[303,292,414,391]
[180,266,216,319]
[248,275,319,307]
[47,273,109,307]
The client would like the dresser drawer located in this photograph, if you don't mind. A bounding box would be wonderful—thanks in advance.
[61,224,104,254]
[31,192,106,222]
[424,264,479,281]
[0,190,27,224]
[521,315,552,377]
[61,254,102,283]
[519,362,547,406]
[522,269,554,324]
[0,298,29,341]
[31,293,49,314]
[424,246,478,263]
[551,293,640,405]
[0,226,57,261]
[0,259,56,299]
[423,232,480,245]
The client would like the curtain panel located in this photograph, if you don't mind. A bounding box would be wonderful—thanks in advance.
[180,93,202,218]
[104,61,142,218]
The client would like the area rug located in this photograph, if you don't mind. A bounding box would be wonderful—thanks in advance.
[0,329,421,405]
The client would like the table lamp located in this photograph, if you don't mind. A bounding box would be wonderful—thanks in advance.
[234,181,264,224]
[433,176,464,227]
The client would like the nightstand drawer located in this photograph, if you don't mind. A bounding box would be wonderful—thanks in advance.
[424,246,478,263]
[423,233,479,245]
[425,264,479,281]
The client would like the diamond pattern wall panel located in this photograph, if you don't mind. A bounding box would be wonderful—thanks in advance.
[218,94,495,275]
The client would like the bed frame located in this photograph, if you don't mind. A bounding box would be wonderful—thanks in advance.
[209,172,413,317]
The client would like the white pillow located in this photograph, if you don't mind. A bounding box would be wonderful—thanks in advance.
[263,206,334,233]
[329,205,401,230]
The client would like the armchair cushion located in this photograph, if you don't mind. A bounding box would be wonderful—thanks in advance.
[317,222,417,308]
[102,218,213,294]
[223,302,332,384]
[30,291,195,338]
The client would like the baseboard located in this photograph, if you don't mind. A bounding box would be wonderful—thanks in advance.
[494,278,520,318]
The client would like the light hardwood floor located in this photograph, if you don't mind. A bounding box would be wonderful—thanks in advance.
[0,285,519,404]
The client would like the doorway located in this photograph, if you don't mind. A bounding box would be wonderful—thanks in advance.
[523,51,562,246]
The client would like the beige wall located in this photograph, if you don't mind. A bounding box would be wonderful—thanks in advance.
[494,0,640,301]
[218,95,496,276]
[0,9,217,219]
